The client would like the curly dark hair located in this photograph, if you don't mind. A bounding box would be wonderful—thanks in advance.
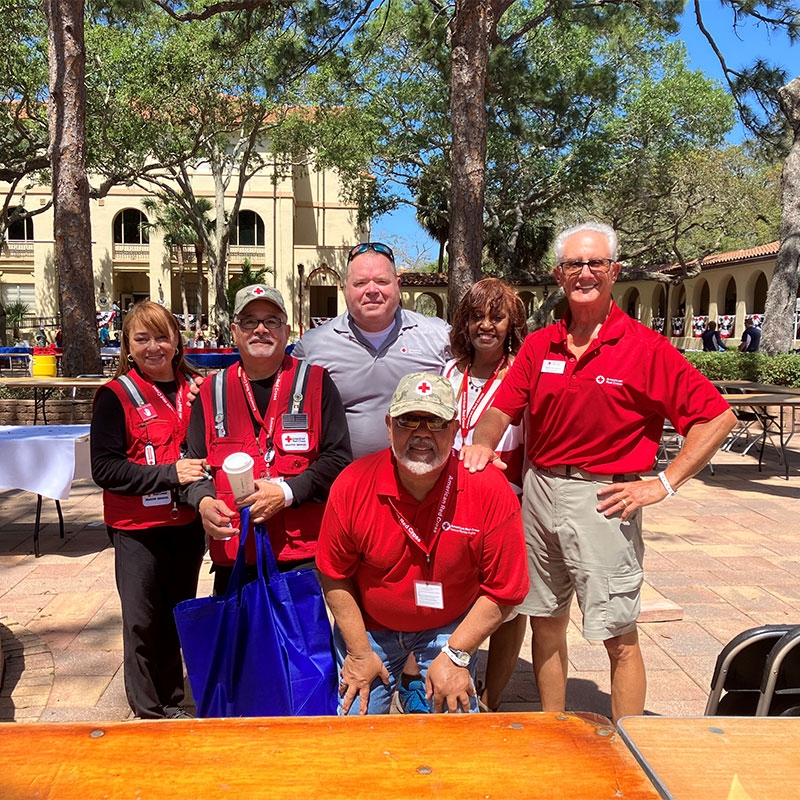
[450,278,528,365]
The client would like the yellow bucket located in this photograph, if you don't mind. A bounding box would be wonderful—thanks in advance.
[32,349,57,377]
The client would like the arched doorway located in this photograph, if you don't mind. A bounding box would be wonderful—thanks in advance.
[307,265,342,328]
[414,292,444,318]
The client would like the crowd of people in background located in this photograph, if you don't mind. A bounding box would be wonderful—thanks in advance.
[86,222,737,722]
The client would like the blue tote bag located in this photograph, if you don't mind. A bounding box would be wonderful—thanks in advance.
[174,507,338,717]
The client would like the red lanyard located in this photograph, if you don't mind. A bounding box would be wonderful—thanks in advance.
[457,356,506,440]
[148,378,186,424]
[238,364,284,476]
[388,456,458,572]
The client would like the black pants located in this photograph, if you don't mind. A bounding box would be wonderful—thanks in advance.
[109,521,205,718]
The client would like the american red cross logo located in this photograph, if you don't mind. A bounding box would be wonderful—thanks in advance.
[416,381,432,394]
[252,287,265,296]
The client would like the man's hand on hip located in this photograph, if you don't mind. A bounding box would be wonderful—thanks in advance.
[596,478,668,521]
[339,650,389,715]
[426,652,475,713]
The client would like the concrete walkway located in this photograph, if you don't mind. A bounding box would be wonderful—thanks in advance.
[1,440,799,723]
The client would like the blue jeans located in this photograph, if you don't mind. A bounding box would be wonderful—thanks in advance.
[333,617,480,715]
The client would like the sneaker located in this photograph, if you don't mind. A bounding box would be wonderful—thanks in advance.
[396,679,430,714]
[164,706,194,720]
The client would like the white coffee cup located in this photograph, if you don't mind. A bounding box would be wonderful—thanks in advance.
[222,452,256,505]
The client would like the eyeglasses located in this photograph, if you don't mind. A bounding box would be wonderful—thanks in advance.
[347,242,395,264]
[235,316,285,330]
[394,414,452,431]
[557,258,614,276]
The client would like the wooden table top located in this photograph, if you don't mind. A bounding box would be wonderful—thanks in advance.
[0,712,659,800]
[618,715,800,800]
[714,380,800,396]
[722,393,800,408]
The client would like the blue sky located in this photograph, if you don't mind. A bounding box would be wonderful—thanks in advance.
[373,2,798,260]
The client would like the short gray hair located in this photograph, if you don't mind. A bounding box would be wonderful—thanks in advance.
[554,221,618,263]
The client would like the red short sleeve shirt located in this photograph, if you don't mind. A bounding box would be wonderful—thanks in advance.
[316,450,529,631]
[491,304,731,474]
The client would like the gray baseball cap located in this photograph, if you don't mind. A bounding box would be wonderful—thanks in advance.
[233,285,287,318]
[388,372,457,420]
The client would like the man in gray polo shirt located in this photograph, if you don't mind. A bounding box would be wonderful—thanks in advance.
[293,242,450,460]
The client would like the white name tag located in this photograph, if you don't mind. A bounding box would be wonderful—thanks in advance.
[142,491,172,507]
[281,432,310,451]
[541,359,566,374]
[415,580,444,609]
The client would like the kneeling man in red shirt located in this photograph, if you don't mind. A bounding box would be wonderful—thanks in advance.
[316,372,529,715]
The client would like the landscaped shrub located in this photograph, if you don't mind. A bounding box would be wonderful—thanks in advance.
[684,351,800,387]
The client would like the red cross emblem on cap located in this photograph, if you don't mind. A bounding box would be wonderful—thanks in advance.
[416,381,432,395]
[252,287,265,296]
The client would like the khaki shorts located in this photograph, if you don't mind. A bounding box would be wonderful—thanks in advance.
[517,468,644,641]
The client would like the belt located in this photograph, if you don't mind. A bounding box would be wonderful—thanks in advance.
[537,465,640,483]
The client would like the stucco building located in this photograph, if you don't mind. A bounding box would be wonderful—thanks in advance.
[0,158,364,338]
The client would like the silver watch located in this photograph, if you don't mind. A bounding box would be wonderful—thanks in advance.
[441,642,471,668]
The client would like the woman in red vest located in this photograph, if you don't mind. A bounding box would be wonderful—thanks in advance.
[91,301,208,719]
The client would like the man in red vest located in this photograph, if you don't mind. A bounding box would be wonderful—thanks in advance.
[184,285,352,594]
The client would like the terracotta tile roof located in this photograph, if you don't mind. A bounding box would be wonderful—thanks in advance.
[698,241,779,266]
[398,271,448,287]
[659,241,779,273]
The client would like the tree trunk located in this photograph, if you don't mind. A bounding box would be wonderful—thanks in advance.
[447,0,492,318]
[194,243,204,331]
[762,77,800,355]
[44,0,102,377]
[177,246,190,331]
[210,165,231,342]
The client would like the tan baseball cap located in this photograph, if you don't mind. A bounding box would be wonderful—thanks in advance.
[233,285,287,318]
[388,372,457,420]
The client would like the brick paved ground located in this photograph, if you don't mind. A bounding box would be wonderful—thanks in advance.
[1,436,799,723]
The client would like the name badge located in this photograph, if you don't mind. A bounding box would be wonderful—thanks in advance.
[281,432,310,451]
[136,404,158,421]
[142,491,172,507]
[282,413,308,430]
[541,359,566,374]
[415,580,444,609]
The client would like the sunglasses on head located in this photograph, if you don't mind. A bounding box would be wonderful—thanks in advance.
[394,414,451,431]
[347,242,395,264]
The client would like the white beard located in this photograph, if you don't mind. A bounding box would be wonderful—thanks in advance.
[391,438,449,475]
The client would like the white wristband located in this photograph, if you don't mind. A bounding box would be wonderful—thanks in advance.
[658,471,677,497]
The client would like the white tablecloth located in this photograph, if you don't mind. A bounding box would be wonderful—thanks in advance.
[0,425,92,500]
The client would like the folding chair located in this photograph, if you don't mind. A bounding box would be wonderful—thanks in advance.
[756,626,800,716]
[657,419,715,475]
[705,625,796,715]
[720,386,766,456]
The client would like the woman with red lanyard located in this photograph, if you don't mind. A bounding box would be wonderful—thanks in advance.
[91,301,208,719]
[446,279,528,711]
[396,279,529,714]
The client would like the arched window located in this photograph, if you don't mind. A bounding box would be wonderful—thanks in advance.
[6,208,34,241]
[113,209,149,244]
[231,210,265,246]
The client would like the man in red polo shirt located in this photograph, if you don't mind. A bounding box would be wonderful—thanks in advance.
[316,372,528,715]
[462,221,736,723]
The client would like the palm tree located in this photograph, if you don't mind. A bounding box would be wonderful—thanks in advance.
[226,259,271,312]
[6,300,29,342]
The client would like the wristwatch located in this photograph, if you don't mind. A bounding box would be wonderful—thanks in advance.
[441,642,471,668]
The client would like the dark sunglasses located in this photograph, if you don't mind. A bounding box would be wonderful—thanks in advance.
[394,414,451,431]
[347,242,395,264]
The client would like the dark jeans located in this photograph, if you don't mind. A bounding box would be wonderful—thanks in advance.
[109,521,205,718]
